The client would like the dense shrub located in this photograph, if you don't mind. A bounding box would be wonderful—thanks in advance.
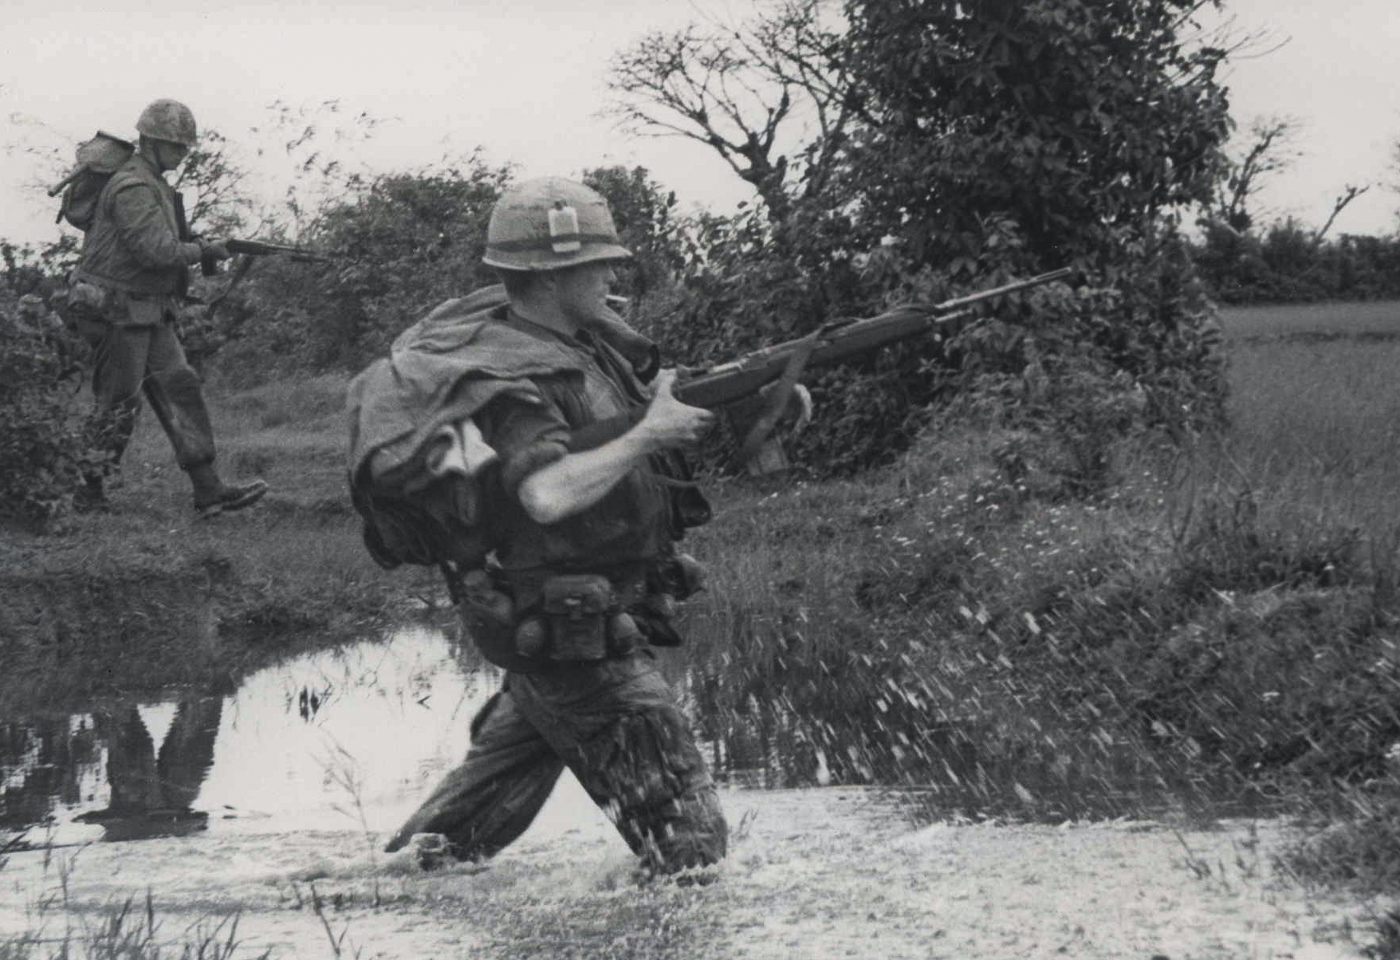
[1193,220,1400,305]
[0,306,89,526]
[216,157,511,379]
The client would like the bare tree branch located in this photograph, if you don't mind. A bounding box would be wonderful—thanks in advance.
[1314,183,1371,243]
[605,0,853,225]
[1213,115,1303,232]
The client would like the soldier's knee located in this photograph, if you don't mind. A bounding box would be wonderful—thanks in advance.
[156,366,204,403]
[628,786,727,874]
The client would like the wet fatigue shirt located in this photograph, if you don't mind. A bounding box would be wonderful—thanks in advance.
[71,154,215,471]
[384,311,728,875]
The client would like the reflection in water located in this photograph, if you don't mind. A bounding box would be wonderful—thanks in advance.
[0,716,101,831]
[3,621,1201,847]
[0,628,507,847]
[72,696,223,841]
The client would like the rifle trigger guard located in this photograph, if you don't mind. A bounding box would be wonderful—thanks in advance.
[737,329,820,466]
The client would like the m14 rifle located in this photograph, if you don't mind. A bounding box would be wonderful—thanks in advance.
[199,238,333,323]
[200,238,332,277]
[669,267,1074,461]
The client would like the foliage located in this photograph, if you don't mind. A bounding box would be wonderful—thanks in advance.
[582,165,687,299]
[170,128,255,238]
[834,0,1231,442]
[1192,222,1400,305]
[1,237,80,299]
[1279,800,1400,897]
[0,331,88,525]
[613,0,1233,477]
[0,257,90,527]
[216,154,512,377]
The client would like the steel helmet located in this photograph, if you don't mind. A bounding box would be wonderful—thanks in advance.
[135,99,198,147]
[483,177,631,272]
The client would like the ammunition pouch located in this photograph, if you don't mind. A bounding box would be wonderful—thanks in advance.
[513,574,644,663]
[57,279,107,329]
[542,574,612,661]
[464,559,696,670]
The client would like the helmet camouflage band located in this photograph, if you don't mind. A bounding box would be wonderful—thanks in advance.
[135,99,198,147]
[483,177,632,272]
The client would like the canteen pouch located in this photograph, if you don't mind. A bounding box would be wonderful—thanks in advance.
[58,279,107,328]
[541,574,612,662]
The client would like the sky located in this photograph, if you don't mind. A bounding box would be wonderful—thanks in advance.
[3,0,1399,249]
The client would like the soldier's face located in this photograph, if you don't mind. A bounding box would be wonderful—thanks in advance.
[154,140,190,172]
[556,261,617,324]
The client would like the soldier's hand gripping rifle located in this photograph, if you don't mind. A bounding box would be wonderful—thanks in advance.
[670,267,1074,463]
[200,238,333,276]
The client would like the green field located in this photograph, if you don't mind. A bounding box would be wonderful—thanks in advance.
[1220,301,1400,541]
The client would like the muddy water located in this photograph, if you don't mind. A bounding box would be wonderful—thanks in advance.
[0,627,630,850]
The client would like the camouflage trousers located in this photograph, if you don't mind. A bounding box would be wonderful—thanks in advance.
[79,316,216,473]
[384,653,727,874]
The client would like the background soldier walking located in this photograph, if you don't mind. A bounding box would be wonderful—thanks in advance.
[67,98,266,516]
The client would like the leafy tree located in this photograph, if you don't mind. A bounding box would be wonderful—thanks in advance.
[834,0,1235,457]
[620,0,1235,476]
[221,153,513,375]
[171,129,255,238]
[581,165,686,299]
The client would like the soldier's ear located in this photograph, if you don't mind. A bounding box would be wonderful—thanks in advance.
[536,272,562,297]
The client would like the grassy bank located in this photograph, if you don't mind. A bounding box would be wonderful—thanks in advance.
[0,373,440,712]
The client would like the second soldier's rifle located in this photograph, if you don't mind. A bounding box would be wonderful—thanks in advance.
[201,238,332,276]
[669,267,1073,462]
[200,238,333,322]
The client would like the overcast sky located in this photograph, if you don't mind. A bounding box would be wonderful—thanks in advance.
[3,0,1398,248]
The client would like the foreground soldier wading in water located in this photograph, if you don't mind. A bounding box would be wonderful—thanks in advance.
[352,178,729,876]
[65,98,267,516]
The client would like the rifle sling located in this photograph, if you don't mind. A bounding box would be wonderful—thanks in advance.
[737,328,821,465]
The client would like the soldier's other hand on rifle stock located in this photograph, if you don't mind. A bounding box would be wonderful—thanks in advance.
[198,238,231,262]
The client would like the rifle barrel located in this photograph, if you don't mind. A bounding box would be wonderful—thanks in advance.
[674,266,1073,410]
[227,238,330,261]
[929,267,1074,314]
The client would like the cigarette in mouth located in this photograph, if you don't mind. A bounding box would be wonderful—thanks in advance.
[605,295,630,309]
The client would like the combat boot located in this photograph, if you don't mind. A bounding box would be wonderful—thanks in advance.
[189,463,268,518]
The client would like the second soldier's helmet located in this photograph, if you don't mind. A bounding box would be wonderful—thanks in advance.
[136,99,198,147]
[483,177,632,272]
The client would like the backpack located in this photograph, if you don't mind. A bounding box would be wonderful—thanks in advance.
[49,131,135,231]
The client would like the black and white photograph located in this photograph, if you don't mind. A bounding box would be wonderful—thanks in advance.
[2,1,1399,956]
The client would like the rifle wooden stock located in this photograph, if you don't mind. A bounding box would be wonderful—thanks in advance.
[674,267,1072,409]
